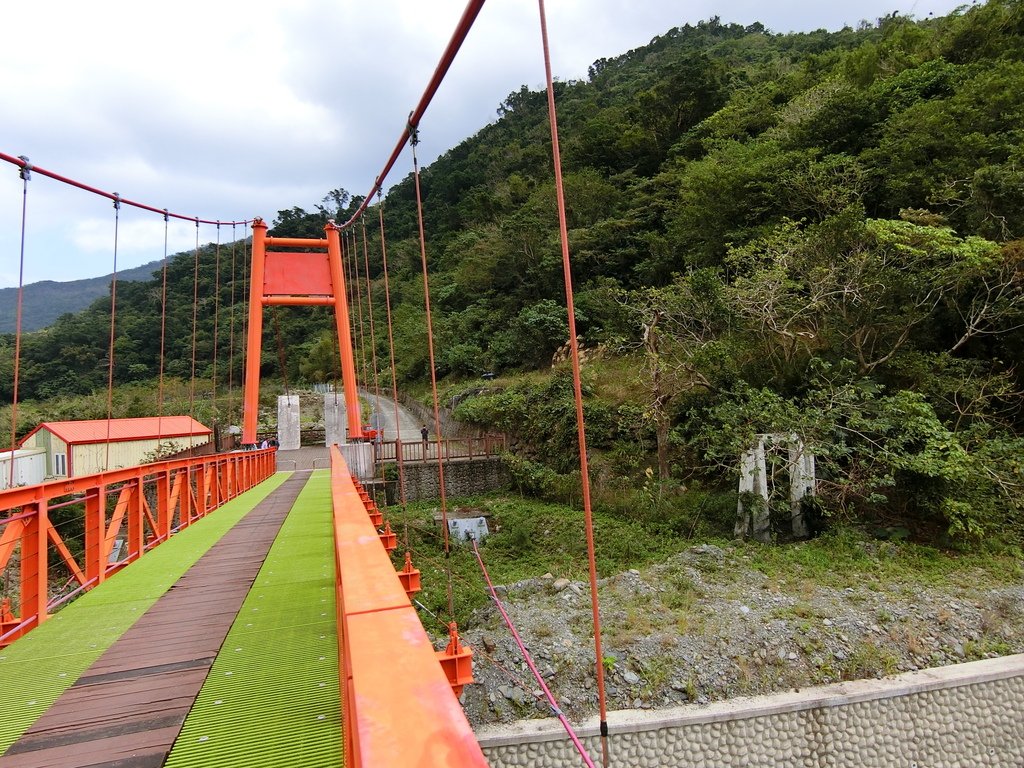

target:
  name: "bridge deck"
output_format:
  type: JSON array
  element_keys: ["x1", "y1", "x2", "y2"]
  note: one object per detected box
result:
[{"x1": 0, "y1": 470, "x2": 342, "y2": 768}]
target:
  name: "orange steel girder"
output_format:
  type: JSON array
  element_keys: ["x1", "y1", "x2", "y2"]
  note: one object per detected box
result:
[
  {"x1": 0, "y1": 449, "x2": 276, "y2": 646},
  {"x1": 242, "y1": 219, "x2": 362, "y2": 445}
]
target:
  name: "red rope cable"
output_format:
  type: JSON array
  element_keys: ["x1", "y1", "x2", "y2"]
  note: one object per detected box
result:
[
  {"x1": 471, "y1": 539, "x2": 597, "y2": 768},
  {"x1": 240, "y1": 225, "x2": 250, "y2": 426},
  {"x1": 104, "y1": 196, "x2": 121, "y2": 471},
  {"x1": 8, "y1": 162, "x2": 30, "y2": 486},
  {"x1": 0, "y1": 152, "x2": 249, "y2": 226},
  {"x1": 377, "y1": 198, "x2": 409, "y2": 514},
  {"x1": 410, "y1": 137, "x2": 454, "y2": 619},
  {"x1": 362, "y1": 219, "x2": 383, "y2": 441},
  {"x1": 228, "y1": 223, "x2": 238, "y2": 426},
  {"x1": 212, "y1": 225, "x2": 221, "y2": 410},
  {"x1": 537, "y1": 1, "x2": 610, "y2": 761},
  {"x1": 352, "y1": 224, "x2": 369, "y2": 389},
  {"x1": 338, "y1": 0, "x2": 486, "y2": 229},
  {"x1": 157, "y1": 212, "x2": 169, "y2": 447},
  {"x1": 189, "y1": 221, "x2": 200, "y2": 450}
]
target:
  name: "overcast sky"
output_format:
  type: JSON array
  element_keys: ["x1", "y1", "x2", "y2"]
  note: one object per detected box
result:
[{"x1": 0, "y1": 0, "x2": 969, "y2": 289}]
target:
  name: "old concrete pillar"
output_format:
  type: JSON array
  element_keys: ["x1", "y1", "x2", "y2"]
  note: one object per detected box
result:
[
  {"x1": 277, "y1": 395, "x2": 300, "y2": 451},
  {"x1": 736, "y1": 438, "x2": 770, "y2": 542},
  {"x1": 324, "y1": 393, "x2": 345, "y2": 446},
  {"x1": 339, "y1": 443, "x2": 374, "y2": 481},
  {"x1": 788, "y1": 439, "x2": 816, "y2": 538}
]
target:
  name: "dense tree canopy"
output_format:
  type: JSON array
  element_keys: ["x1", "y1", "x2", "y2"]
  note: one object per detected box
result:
[{"x1": 6, "y1": 1, "x2": 1024, "y2": 544}]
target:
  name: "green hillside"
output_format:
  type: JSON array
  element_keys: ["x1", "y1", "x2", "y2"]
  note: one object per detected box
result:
[{"x1": 3, "y1": 2, "x2": 1024, "y2": 545}]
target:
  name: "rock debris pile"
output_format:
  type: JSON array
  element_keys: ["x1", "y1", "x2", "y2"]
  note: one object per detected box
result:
[{"x1": 448, "y1": 543, "x2": 1024, "y2": 728}]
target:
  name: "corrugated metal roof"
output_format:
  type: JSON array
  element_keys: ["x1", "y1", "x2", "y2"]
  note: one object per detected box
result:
[{"x1": 29, "y1": 416, "x2": 212, "y2": 445}]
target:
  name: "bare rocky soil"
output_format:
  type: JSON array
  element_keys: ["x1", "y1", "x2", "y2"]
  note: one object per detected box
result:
[{"x1": 449, "y1": 543, "x2": 1024, "y2": 728}]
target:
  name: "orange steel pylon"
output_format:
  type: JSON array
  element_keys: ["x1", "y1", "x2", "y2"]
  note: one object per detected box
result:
[{"x1": 241, "y1": 219, "x2": 362, "y2": 445}]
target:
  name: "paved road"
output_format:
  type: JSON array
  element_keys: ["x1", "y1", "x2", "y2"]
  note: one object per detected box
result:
[{"x1": 359, "y1": 388, "x2": 424, "y2": 442}]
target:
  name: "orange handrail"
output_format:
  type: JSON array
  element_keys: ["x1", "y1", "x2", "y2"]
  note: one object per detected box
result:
[
  {"x1": 0, "y1": 448, "x2": 276, "y2": 646},
  {"x1": 330, "y1": 446, "x2": 487, "y2": 767}
]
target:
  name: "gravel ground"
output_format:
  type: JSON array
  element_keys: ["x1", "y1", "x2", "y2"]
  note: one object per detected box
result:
[{"x1": 445, "y1": 543, "x2": 1024, "y2": 728}]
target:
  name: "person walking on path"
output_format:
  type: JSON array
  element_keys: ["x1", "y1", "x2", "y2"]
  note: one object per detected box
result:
[{"x1": 420, "y1": 425, "x2": 429, "y2": 459}]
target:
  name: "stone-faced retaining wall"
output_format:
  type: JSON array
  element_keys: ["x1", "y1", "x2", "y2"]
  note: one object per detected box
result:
[
  {"x1": 389, "y1": 457, "x2": 509, "y2": 502},
  {"x1": 476, "y1": 654, "x2": 1024, "y2": 767}
]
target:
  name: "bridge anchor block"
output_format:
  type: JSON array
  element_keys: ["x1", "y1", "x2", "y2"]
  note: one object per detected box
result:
[{"x1": 437, "y1": 621, "x2": 474, "y2": 698}]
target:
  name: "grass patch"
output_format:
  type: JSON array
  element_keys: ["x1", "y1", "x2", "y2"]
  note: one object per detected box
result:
[
  {"x1": 383, "y1": 493, "x2": 1022, "y2": 636},
  {"x1": 742, "y1": 527, "x2": 1021, "y2": 591}
]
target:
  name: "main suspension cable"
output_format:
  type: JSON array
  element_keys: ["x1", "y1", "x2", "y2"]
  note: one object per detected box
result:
[
  {"x1": 338, "y1": 0, "x2": 486, "y2": 229},
  {"x1": 0, "y1": 152, "x2": 249, "y2": 227}
]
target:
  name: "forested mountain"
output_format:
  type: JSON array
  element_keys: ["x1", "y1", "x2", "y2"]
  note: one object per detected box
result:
[
  {"x1": 0, "y1": 259, "x2": 163, "y2": 333},
  {"x1": 4, "y1": 1, "x2": 1024, "y2": 543}
]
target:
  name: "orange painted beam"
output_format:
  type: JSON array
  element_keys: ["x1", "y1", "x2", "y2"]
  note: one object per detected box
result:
[
  {"x1": 242, "y1": 219, "x2": 269, "y2": 445},
  {"x1": 263, "y1": 296, "x2": 336, "y2": 306},
  {"x1": 327, "y1": 225, "x2": 363, "y2": 441},
  {"x1": 265, "y1": 236, "x2": 329, "y2": 248},
  {"x1": 0, "y1": 449, "x2": 276, "y2": 646},
  {"x1": 330, "y1": 447, "x2": 486, "y2": 766},
  {"x1": 347, "y1": 608, "x2": 486, "y2": 766}
]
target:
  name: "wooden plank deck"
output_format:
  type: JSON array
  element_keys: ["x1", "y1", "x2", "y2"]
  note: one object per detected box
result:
[{"x1": 0, "y1": 472, "x2": 311, "y2": 768}]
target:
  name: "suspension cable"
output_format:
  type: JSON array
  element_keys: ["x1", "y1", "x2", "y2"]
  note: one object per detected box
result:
[
  {"x1": 352, "y1": 225, "x2": 369, "y2": 390},
  {"x1": 361, "y1": 218, "x2": 383, "y2": 438},
  {"x1": 157, "y1": 210, "x2": 169, "y2": 447},
  {"x1": 538, "y1": 1, "x2": 610, "y2": 762},
  {"x1": 377, "y1": 193, "x2": 409, "y2": 539},
  {"x1": 0, "y1": 152, "x2": 249, "y2": 227},
  {"x1": 8, "y1": 158, "x2": 30, "y2": 488},
  {"x1": 338, "y1": 0, "x2": 486, "y2": 229},
  {"x1": 212, "y1": 224, "x2": 221, "y2": 412},
  {"x1": 344, "y1": 229, "x2": 363, "y2": 392},
  {"x1": 410, "y1": 128, "x2": 454, "y2": 619},
  {"x1": 104, "y1": 194, "x2": 122, "y2": 471},
  {"x1": 240, "y1": 222, "x2": 250, "y2": 427},
  {"x1": 472, "y1": 539, "x2": 596, "y2": 768},
  {"x1": 228, "y1": 223, "x2": 238, "y2": 427},
  {"x1": 189, "y1": 219, "x2": 200, "y2": 450}
]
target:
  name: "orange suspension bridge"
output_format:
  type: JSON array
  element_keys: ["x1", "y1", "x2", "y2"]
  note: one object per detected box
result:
[{"x1": 0, "y1": 1, "x2": 612, "y2": 765}]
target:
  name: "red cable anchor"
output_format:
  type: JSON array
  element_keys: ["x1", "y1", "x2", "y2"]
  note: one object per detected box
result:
[
  {"x1": 378, "y1": 520, "x2": 397, "y2": 552},
  {"x1": 366, "y1": 503, "x2": 383, "y2": 527},
  {"x1": 396, "y1": 551, "x2": 421, "y2": 597},
  {"x1": 436, "y1": 621, "x2": 474, "y2": 697},
  {"x1": 0, "y1": 598, "x2": 19, "y2": 635}
]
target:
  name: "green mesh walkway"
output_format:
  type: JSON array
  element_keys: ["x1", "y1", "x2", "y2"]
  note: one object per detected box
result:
[
  {"x1": 165, "y1": 469, "x2": 342, "y2": 768},
  {"x1": 0, "y1": 472, "x2": 291, "y2": 754}
]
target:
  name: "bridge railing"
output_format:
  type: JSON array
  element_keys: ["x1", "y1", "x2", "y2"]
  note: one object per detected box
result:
[
  {"x1": 330, "y1": 446, "x2": 487, "y2": 767},
  {"x1": 373, "y1": 434, "x2": 506, "y2": 463},
  {"x1": 0, "y1": 449, "x2": 276, "y2": 646}
]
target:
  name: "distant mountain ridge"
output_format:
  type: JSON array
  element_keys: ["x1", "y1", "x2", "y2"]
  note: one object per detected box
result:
[{"x1": 0, "y1": 260, "x2": 164, "y2": 333}]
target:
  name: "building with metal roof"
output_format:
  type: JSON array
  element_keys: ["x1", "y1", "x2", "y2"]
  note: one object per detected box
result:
[{"x1": 19, "y1": 417, "x2": 212, "y2": 478}]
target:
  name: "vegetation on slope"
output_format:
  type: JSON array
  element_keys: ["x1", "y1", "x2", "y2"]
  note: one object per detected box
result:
[{"x1": 4, "y1": 2, "x2": 1024, "y2": 546}]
